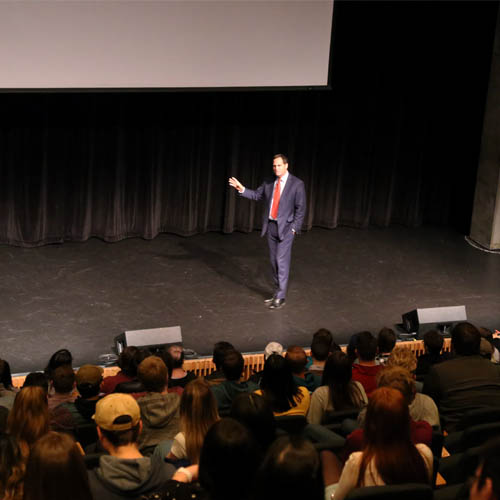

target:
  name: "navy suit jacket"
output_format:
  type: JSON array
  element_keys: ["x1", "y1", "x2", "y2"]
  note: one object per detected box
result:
[{"x1": 240, "y1": 174, "x2": 306, "y2": 240}]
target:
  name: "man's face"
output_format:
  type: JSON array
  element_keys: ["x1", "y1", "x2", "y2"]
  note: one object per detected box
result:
[{"x1": 273, "y1": 157, "x2": 288, "y2": 179}]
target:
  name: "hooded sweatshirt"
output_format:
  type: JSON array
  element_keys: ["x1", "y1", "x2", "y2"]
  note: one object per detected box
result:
[
  {"x1": 88, "y1": 454, "x2": 175, "y2": 500},
  {"x1": 210, "y1": 380, "x2": 259, "y2": 414},
  {"x1": 137, "y1": 392, "x2": 180, "y2": 449}
]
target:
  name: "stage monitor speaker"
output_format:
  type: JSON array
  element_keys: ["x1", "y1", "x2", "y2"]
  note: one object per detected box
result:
[
  {"x1": 114, "y1": 326, "x2": 182, "y2": 354},
  {"x1": 402, "y1": 305, "x2": 467, "y2": 334}
]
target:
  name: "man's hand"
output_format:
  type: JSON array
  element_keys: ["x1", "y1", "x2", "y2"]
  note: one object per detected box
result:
[{"x1": 228, "y1": 177, "x2": 244, "y2": 192}]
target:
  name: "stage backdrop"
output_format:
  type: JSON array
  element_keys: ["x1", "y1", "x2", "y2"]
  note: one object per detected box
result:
[{"x1": 0, "y1": 1, "x2": 497, "y2": 247}]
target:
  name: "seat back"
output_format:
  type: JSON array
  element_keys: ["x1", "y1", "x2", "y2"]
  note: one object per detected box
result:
[
  {"x1": 460, "y1": 421, "x2": 500, "y2": 450},
  {"x1": 455, "y1": 407, "x2": 500, "y2": 431},
  {"x1": 345, "y1": 483, "x2": 433, "y2": 500},
  {"x1": 275, "y1": 415, "x2": 308, "y2": 435}
]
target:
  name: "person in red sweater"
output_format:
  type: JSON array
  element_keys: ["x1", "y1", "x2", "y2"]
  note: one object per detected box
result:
[{"x1": 351, "y1": 331, "x2": 383, "y2": 396}]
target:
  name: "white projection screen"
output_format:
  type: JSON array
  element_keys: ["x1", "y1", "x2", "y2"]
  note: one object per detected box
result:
[{"x1": 0, "y1": 0, "x2": 334, "y2": 90}]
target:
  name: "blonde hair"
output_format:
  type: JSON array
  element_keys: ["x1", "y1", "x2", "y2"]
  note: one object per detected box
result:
[
  {"x1": 180, "y1": 379, "x2": 219, "y2": 464},
  {"x1": 386, "y1": 347, "x2": 417, "y2": 373},
  {"x1": 376, "y1": 366, "x2": 416, "y2": 405}
]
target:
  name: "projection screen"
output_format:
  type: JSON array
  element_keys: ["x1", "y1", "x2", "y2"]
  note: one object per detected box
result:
[{"x1": 0, "y1": 0, "x2": 334, "y2": 90}]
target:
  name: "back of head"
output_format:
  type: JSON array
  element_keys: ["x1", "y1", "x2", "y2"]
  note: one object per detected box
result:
[
  {"x1": 0, "y1": 359, "x2": 13, "y2": 389},
  {"x1": 452, "y1": 322, "x2": 481, "y2": 356},
  {"x1": 310, "y1": 337, "x2": 331, "y2": 361},
  {"x1": 0, "y1": 433, "x2": 25, "y2": 500},
  {"x1": 285, "y1": 346, "x2": 308, "y2": 375},
  {"x1": 199, "y1": 418, "x2": 259, "y2": 500},
  {"x1": 377, "y1": 328, "x2": 397, "y2": 354},
  {"x1": 75, "y1": 365, "x2": 103, "y2": 399},
  {"x1": 51, "y1": 364, "x2": 75, "y2": 394},
  {"x1": 322, "y1": 351, "x2": 358, "y2": 410},
  {"x1": 117, "y1": 346, "x2": 140, "y2": 377},
  {"x1": 256, "y1": 435, "x2": 323, "y2": 500},
  {"x1": 377, "y1": 366, "x2": 416, "y2": 406},
  {"x1": 356, "y1": 331, "x2": 377, "y2": 362},
  {"x1": 230, "y1": 392, "x2": 276, "y2": 453},
  {"x1": 221, "y1": 350, "x2": 244, "y2": 381},
  {"x1": 423, "y1": 329, "x2": 444, "y2": 356},
  {"x1": 313, "y1": 328, "x2": 333, "y2": 346},
  {"x1": 137, "y1": 356, "x2": 168, "y2": 392},
  {"x1": 386, "y1": 347, "x2": 417, "y2": 373},
  {"x1": 167, "y1": 345, "x2": 185, "y2": 369},
  {"x1": 213, "y1": 341, "x2": 235, "y2": 370},
  {"x1": 24, "y1": 432, "x2": 92, "y2": 500},
  {"x1": 261, "y1": 354, "x2": 299, "y2": 413},
  {"x1": 44, "y1": 349, "x2": 72, "y2": 377},
  {"x1": 23, "y1": 372, "x2": 49, "y2": 395}
]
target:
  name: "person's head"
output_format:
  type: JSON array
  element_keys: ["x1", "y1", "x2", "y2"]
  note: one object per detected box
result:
[
  {"x1": 221, "y1": 350, "x2": 244, "y2": 381},
  {"x1": 355, "y1": 331, "x2": 377, "y2": 362},
  {"x1": 23, "y1": 372, "x2": 49, "y2": 394},
  {"x1": 261, "y1": 354, "x2": 301, "y2": 413},
  {"x1": 470, "y1": 437, "x2": 500, "y2": 500},
  {"x1": 386, "y1": 347, "x2": 417, "y2": 374},
  {"x1": 377, "y1": 328, "x2": 397, "y2": 354},
  {"x1": 212, "y1": 341, "x2": 235, "y2": 370},
  {"x1": 167, "y1": 345, "x2": 185, "y2": 369},
  {"x1": 137, "y1": 356, "x2": 168, "y2": 393},
  {"x1": 256, "y1": 435, "x2": 323, "y2": 500},
  {"x1": 180, "y1": 379, "x2": 219, "y2": 464},
  {"x1": 480, "y1": 338, "x2": 494, "y2": 360},
  {"x1": 0, "y1": 433, "x2": 25, "y2": 500},
  {"x1": 423, "y1": 329, "x2": 444, "y2": 356},
  {"x1": 50, "y1": 364, "x2": 75, "y2": 395},
  {"x1": 377, "y1": 366, "x2": 416, "y2": 406},
  {"x1": 347, "y1": 333, "x2": 360, "y2": 364},
  {"x1": 44, "y1": 349, "x2": 72, "y2": 377},
  {"x1": 452, "y1": 322, "x2": 481, "y2": 356},
  {"x1": 199, "y1": 418, "x2": 260, "y2": 500},
  {"x1": 0, "y1": 359, "x2": 13, "y2": 389},
  {"x1": 94, "y1": 393, "x2": 142, "y2": 451},
  {"x1": 273, "y1": 154, "x2": 289, "y2": 179},
  {"x1": 264, "y1": 342, "x2": 284, "y2": 360},
  {"x1": 23, "y1": 432, "x2": 92, "y2": 500},
  {"x1": 117, "y1": 346, "x2": 140, "y2": 377},
  {"x1": 310, "y1": 337, "x2": 331, "y2": 362},
  {"x1": 230, "y1": 392, "x2": 276, "y2": 453},
  {"x1": 285, "y1": 346, "x2": 308, "y2": 375},
  {"x1": 75, "y1": 364, "x2": 103, "y2": 399},
  {"x1": 313, "y1": 328, "x2": 333, "y2": 345},
  {"x1": 157, "y1": 348, "x2": 174, "y2": 379},
  {"x1": 7, "y1": 386, "x2": 49, "y2": 454},
  {"x1": 478, "y1": 327, "x2": 494, "y2": 342}
]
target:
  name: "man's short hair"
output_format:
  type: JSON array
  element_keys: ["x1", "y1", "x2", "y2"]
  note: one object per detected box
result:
[
  {"x1": 423, "y1": 329, "x2": 444, "y2": 355},
  {"x1": 285, "y1": 346, "x2": 307, "y2": 375},
  {"x1": 311, "y1": 337, "x2": 330, "y2": 361},
  {"x1": 355, "y1": 331, "x2": 377, "y2": 362},
  {"x1": 222, "y1": 350, "x2": 244, "y2": 381},
  {"x1": 51, "y1": 364, "x2": 75, "y2": 394},
  {"x1": 452, "y1": 322, "x2": 481, "y2": 356},
  {"x1": 377, "y1": 328, "x2": 396, "y2": 354},
  {"x1": 212, "y1": 341, "x2": 235, "y2": 370},
  {"x1": 137, "y1": 356, "x2": 168, "y2": 393},
  {"x1": 273, "y1": 153, "x2": 288, "y2": 164},
  {"x1": 168, "y1": 345, "x2": 185, "y2": 369}
]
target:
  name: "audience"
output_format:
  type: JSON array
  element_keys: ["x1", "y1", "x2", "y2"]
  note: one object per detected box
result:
[
  {"x1": 376, "y1": 327, "x2": 397, "y2": 365},
  {"x1": 210, "y1": 350, "x2": 258, "y2": 414},
  {"x1": 23, "y1": 431, "x2": 92, "y2": 500},
  {"x1": 205, "y1": 341, "x2": 235, "y2": 383},
  {"x1": 415, "y1": 329, "x2": 451, "y2": 378},
  {"x1": 167, "y1": 345, "x2": 197, "y2": 389},
  {"x1": 308, "y1": 329, "x2": 335, "y2": 373},
  {"x1": 308, "y1": 351, "x2": 367, "y2": 425},
  {"x1": 286, "y1": 345, "x2": 321, "y2": 392},
  {"x1": 101, "y1": 346, "x2": 141, "y2": 394},
  {"x1": 136, "y1": 356, "x2": 181, "y2": 451},
  {"x1": 47, "y1": 364, "x2": 76, "y2": 411},
  {"x1": 423, "y1": 322, "x2": 500, "y2": 432},
  {"x1": 0, "y1": 433, "x2": 25, "y2": 500},
  {"x1": 88, "y1": 393, "x2": 176, "y2": 499},
  {"x1": 351, "y1": 331, "x2": 383, "y2": 396},
  {"x1": 255, "y1": 354, "x2": 310, "y2": 417},
  {"x1": 0, "y1": 359, "x2": 17, "y2": 410},
  {"x1": 479, "y1": 327, "x2": 500, "y2": 363}
]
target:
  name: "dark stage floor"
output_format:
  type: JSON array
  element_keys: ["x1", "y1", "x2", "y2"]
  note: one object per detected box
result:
[{"x1": 2, "y1": 226, "x2": 500, "y2": 375}]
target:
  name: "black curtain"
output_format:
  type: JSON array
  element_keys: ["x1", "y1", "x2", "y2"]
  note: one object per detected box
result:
[{"x1": 0, "y1": 1, "x2": 497, "y2": 247}]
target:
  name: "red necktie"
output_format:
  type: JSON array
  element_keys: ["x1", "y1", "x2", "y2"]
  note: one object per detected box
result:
[{"x1": 270, "y1": 179, "x2": 281, "y2": 219}]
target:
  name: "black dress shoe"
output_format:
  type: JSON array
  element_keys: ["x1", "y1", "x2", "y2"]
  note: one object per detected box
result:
[{"x1": 269, "y1": 298, "x2": 285, "y2": 309}]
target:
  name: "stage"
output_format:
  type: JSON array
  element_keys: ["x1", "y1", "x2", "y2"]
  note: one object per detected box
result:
[{"x1": 2, "y1": 225, "x2": 500, "y2": 375}]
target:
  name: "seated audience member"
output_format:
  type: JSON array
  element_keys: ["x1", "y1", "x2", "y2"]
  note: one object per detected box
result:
[
  {"x1": 167, "y1": 379, "x2": 219, "y2": 464},
  {"x1": 136, "y1": 356, "x2": 180, "y2": 450},
  {"x1": 44, "y1": 349, "x2": 73, "y2": 389},
  {"x1": 22, "y1": 372, "x2": 49, "y2": 394},
  {"x1": 205, "y1": 341, "x2": 234, "y2": 383},
  {"x1": 7, "y1": 386, "x2": 50, "y2": 459},
  {"x1": 23, "y1": 431, "x2": 92, "y2": 500},
  {"x1": 308, "y1": 351, "x2": 367, "y2": 425},
  {"x1": 0, "y1": 433, "x2": 25, "y2": 500},
  {"x1": 210, "y1": 350, "x2": 258, "y2": 414},
  {"x1": 255, "y1": 435, "x2": 323, "y2": 500},
  {"x1": 351, "y1": 331, "x2": 383, "y2": 396},
  {"x1": 348, "y1": 367, "x2": 433, "y2": 458},
  {"x1": 88, "y1": 393, "x2": 175, "y2": 500},
  {"x1": 423, "y1": 322, "x2": 500, "y2": 432},
  {"x1": 101, "y1": 346, "x2": 141, "y2": 394},
  {"x1": 255, "y1": 354, "x2": 310, "y2": 417},
  {"x1": 248, "y1": 341, "x2": 283, "y2": 385},
  {"x1": 415, "y1": 329, "x2": 452, "y2": 378},
  {"x1": 386, "y1": 346, "x2": 424, "y2": 392},
  {"x1": 470, "y1": 437, "x2": 500, "y2": 500},
  {"x1": 47, "y1": 364, "x2": 76, "y2": 411},
  {"x1": 376, "y1": 327, "x2": 397, "y2": 365},
  {"x1": 480, "y1": 337, "x2": 495, "y2": 360},
  {"x1": 167, "y1": 345, "x2": 197, "y2": 389},
  {"x1": 309, "y1": 329, "x2": 334, "y2": 373},
  {"x1": 51, "y1": 364, "x2": 103, "y2": 433},
  {"x1": 0, "y1": 359, "x2": 16, "y2": 410},
  {"x1": 346, "y1": 333, "x2": 360, "y2": 364},
  {"x1": 322, "y1": 387, "x2": 433, "y2": 500},
  {"x1": 230, "y1": 392, "x2": 277, "y2": 454},
  {"x1": 286, "y1": 345, "x2": 321, "y2": 392},
  {"x1": 479, "y1": 327, "x2": 500, "y2": 363},
  {"x1": 113, "y1": 348, "x2": 151, "y2": 396}
]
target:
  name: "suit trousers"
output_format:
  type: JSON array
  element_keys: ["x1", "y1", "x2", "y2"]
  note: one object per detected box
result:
[{"x1": 267, "y1": 220, "x2": 295, "y2": 300}]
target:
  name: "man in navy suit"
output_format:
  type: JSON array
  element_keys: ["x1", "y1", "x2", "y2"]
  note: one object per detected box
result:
[{"x1": 228, "y1": 154, "x2": 306, "y2": 309}]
